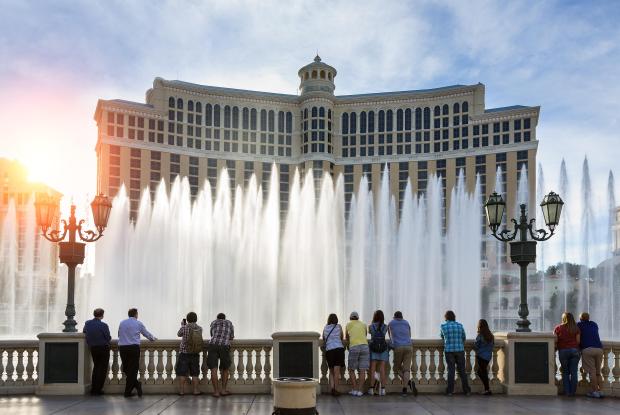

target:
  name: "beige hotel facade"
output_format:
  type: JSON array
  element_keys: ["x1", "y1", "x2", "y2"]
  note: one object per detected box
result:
[{"x1": 94, "y1": 56, "x2": 538, "y2": 260}]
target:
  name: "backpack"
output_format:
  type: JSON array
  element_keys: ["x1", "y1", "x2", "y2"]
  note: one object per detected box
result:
[
  {"x1": 369, "y1": 323, "x2": 388, "y2": 353},
  {"x1": 187, "y1": 324, "x2": 204, "y2": 354}
]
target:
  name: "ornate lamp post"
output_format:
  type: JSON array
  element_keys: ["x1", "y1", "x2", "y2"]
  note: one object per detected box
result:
[
  {"x1": 35, "y1": 193, "x2": 112, "y2": 332},
  {"x1": 485, "y1": 191, "x2": 564, "y2": 332}
]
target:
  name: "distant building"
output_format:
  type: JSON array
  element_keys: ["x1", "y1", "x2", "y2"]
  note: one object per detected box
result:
[{"x1": 0, "y1": 159, "x2": 61, "y2": 334}]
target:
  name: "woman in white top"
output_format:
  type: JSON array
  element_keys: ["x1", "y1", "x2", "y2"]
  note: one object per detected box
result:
[{"x1": 322, "y1": 313, "x2": 345, "y2": 396}]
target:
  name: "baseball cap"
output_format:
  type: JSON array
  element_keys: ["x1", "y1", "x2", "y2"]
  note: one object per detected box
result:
[{"x1": 349, "y1": 311, "x2": 359, "y2": 319}]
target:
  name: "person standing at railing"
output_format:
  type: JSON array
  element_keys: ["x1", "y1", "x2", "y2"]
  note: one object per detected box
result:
[
  {"x1": 554, "y1": 312, "x2": 581, "y2": 397},
  {"x1": 345, "y1": 311, "x2": 369, "y2": 397},
  {"x1": 388, "y1": 311, "x2": 418, "y2": 397},
  {"x1": 118, "y1": 308, "x2": 157, "y2": 398},
  {"x1": 440, "y1": 310, "x2": 471, "y2": 396},
  {"x1": 83, "y1": 308, "x2": 111, "y2": 396},
  {"x1": 368, "y1": 310, "x2": 389, "y2": 396},
  {"x1": 176, "y1": 312, "x2": 203, "y2": 396},
  {"x1": 473, "y1": 319, "x2": 494, "y2": 396},
  {"x1": 207, "y1": 313, "x2": 234, "y2": 398},
  {"x1": 577, "y1": 312, "x2": 604, "y2": 398},
  {"x1": 322, "y1": 313, "x2": 345, "y2": 396}
]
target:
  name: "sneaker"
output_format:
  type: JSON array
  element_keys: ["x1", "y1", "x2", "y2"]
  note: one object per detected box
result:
[
  {"x1": 355, "y1": 390, "x2": 363, "y2": 397},
  {"x1": 348, "y1": 390, "x2": 357, "y2": 396},
  {"x1": 482, "y1": 390, "x2": 492, "y2": 396},
  {"x1": 586, "y1": 391, "x2": 601, "y2": 399},
  {"x1": 367, "y1": 388, "x2": 374, "y2": 396},
  {"x1": 379, "y1": 388, "x2": 386, "y2": 396}
]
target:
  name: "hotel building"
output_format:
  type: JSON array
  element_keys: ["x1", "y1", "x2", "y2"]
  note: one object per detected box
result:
[{"x1": 94, "y1": 56, "x2": 539, "y2": 261}]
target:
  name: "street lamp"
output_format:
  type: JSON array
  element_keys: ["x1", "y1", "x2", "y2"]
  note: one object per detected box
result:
[
  {"x1": 485, "y1": 191, "x2": 564, "y2": 332},
  {"x1": 35, "y1": 193, "x2": 112, "y2": 332}
]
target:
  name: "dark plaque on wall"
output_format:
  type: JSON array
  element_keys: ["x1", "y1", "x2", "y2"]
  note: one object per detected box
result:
[
  {"x1": 514, "y1": 342, "x2": 548, "y2": 384},
  {"x1": 279, "y1": 342, "x2": 313, "y2": 378},
  {"x1": 44, "y1": 342, "x2": 79, "y2": 383}
]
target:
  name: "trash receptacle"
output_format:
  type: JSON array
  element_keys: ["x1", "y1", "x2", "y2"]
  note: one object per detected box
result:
[{"x1": 272, "y1": 377, "x2": 319, "y2": 415}]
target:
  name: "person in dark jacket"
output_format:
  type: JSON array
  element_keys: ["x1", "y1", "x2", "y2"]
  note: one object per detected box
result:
[
  {"x1": 473, "y1": 319, "x2": 494, "y2": 395},
  {"x1": 577, "y1": 312, "x2": 604, "y2": 398},
  {"x1": 83, "y1": 308, "x2": 112, "y2": 395}
]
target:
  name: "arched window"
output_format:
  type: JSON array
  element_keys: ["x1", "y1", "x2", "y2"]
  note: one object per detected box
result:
[
  {"x1": 396, "y1": 109, "x2": 403, "y2": 131},
  {"x1": 278, "y1": 111, "x2": 285, "y2": 133},
  {"x1": 250, "y1": 108, "x2": 257, "y2": 130},
  {"x1": 453, "y1": 102, "x2": 460, "y2": 113},
  {"x1": 350, "y1": 112, "x2": 357, "y2": 134},
  {"x1": 405, "y1": 109, "x2": 412, "y2": 130},
  {"x1": 205, "y1": 104, "x2": 212, "y2": 126},
  {"x1": 268, "y1": 110, "x2": 275, "y2": 132},
  {"x1": 242, "y1": 108, "x2": 249, "y2": 129},
  {"x1": 224, "y1": 105, "x2": 231, "y2": 128},
  {"x1": 260, "y1": 109, "x2": 267, "y2": 131},
  {"x1": 462, "y1": 101, "x2": 469, "y2": 112},
  {"x1": 378, "y1": 110, "x2": 385, "y2": 132},
  {"x1": 232, "y1": 107, "x2": 239, "y2": 128},
  {"x1": 360, "y1": 111, "x2": 367, "y2": 133},
  {"x1": 328, "y1": 73, "x2": 332, "y2": 81},
  {"x1": 286, "y1": 112, "x2": 292, "y2": 134},
  {"x1": 415, "y1": 108, "x2": 422, "y2": 130},
  {"x1": 434, "y1": 106, "x2": 440, "y2": 117},
  {"x1": 188, "y1": 100, "x2": 194, "y2": 112},
  {"x1": 168, "y1": 97, "x2": 175, "y2": 108},
  {"x1": 320, "y1": 70, "x2": 326, "y2": 79},
  {"x1": 177, "y1": 98, "x2": 183, "y2": 109},
  {"x1": 423, "y1": 107, "x2": 430, "y2": 129},
  {"x1": 319, "y1": 107, "x2": 325, "y2": 118},
  {"x1": 213, "y1": 104, "x2": 220, "y2": 127},
  {"x1": 195, "y1": 102, "x2": 202, "y2": 113},
  {"x1": 304, "y1": 108, "x2": 308, "y2": 119},
  {"x1": 368, "y1": 111, "x2": 375, "y2": 132},
  {"x1": 312, "y1": 70, "x2": 317, "y2": 79},
  {"x1": 305, "y1": 72, "x2": 309, "y2": 80},
  {"x1": 341, "y1": 113, "x2": 349, "y2": 134},
  {"x1": 443, "y1": 104, "x2": 449, "y2": 115},
  {"x1": 328, "y1": 109, "x2": 332, "y2": 119},
  {"x1": 386, "y1": 110, "x2": 393, "y2": 131},
  {"x1": 311, "y1": 107, "x2": 318, "y2": 117}
]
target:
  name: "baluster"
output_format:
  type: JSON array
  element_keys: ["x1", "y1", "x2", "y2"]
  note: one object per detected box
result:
[
  {"x1": 385, "y1": 355, "x2": 392, "y2": 385},
  {"x1": 255, "y1": 348, "x2": 263, "y2": 383},
  {"x1": 15, "y1": 348, "x2": 25, "y2": 384},
  {"x1": 1, "y1": 349, "x2": 6, "y2": 386},
  {"x1": 264, "y1": 346, "x2": 272, "y2": 385},
  {"x1": 437, "y1": 348, "x2": 446, "y2": 385},
  {"x1": 201, "y1": 348, "x2": 208, "y2": 385},
  {"x1": 464, "y1": 348, "x2": 472, "y2": 386},
  {"x1": 418, "y1": 348, "x2": 428, "y2": 384},
  {"x1": 428, "y1": 348, "x2": 437, "y2": 384},
  {"x1": 612, "y1": 346, "x2": 620, "y2": 386},
  {"x1": 490, "y1": 347, "x2": 500, "y2": 385},
  {"x1": 245, "y1": 348, "x2": 254, "y2": 384},
  {"x1": 320, "y1": 350, "x2": 328, "y2": 385},
  {"x1": 237, "y1": 349, "x2": 245, "y2": 383},
  {"x1": 25, "y1": 349, "x2": 35, "y2": 384},
  {"x1": 146, "y1": 348, "x2": 156, "y2": 384},
  {"x1": 6, "y1": 349, "x2": 15, "y2": 384},
  {"x1": 601, "y1": 347, "x2": 610, "y2": 389},
  {"x1": 111, "y1": 347, "x2": 120, "y2": 384},
  {"x1": 555, "y1": 354, "x2": 561, "y2": 386},
  {"x1": 411, "y1": 347, "x2": 419, "y2": 385},
  {"x1": 165, "y1": 349, "x2": 174, "y2": 384},
  {"x1": 138, "y1": 348, "x2": 147, "y2": 383}
]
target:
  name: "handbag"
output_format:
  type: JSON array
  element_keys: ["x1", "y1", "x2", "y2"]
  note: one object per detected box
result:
[{"x1": 321, "y1": 324, "x2": 337, "y2": 353}]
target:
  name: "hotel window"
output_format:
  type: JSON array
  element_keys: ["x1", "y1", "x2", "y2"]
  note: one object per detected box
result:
[
  {"x1": 453, "y1": 103, "x2": 460, "y2": 113},
  {"x1": 189, "y1": 156, "x2": 199, "y2": 198},
  {"x1": 280, "y1": 164, "x2": 289, "y2": 215},
  {"x1": 169, "y1": 97, "x2": 175, "y2": 107},
  {"x1": 207, "y1": 158, "x2": 218, "y2": 190},
  {"x1": 417, "y1": 161, "x2": 428, "y2": 195},
  {"x1": 398, "y1": 161, "x2": 409, "y2": 214},
  {"x1": 344, "y1": 164, "x2": 354, "y2": 215}
]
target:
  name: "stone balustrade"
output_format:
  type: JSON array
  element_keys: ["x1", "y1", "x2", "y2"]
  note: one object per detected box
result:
[{"x1": 2, "y1": 337, "x2": 620, "y2": 396}]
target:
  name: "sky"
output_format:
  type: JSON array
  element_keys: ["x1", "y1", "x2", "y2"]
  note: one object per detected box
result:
[{"x1": 0, "y1": 0, "x2": 619, "y2": 264}]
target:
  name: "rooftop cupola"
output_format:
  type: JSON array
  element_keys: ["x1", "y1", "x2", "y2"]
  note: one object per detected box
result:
[{"x1": 298, "y1": 55, "x2": 337, "y2": 96}]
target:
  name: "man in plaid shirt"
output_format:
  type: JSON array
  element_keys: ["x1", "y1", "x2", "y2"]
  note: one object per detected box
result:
[
  {"x1": 207, "y1": 313, "x2": 234, "y2": 397},
  {"x1": 440, "y1": 310, "x2": 470, "y2": 396}
]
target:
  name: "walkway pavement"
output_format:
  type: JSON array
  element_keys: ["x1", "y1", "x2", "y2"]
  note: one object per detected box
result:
[{"x1": 1, "y1": 393, "x2": 619, "y2": 415}]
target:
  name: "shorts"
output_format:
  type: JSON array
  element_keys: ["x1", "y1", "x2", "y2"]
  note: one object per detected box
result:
[
  {"x1": 175, "y1": 352, "x2": 200, "y2": 377},
  {"x1": 581, "y1": 347, "x2": 603, "y2": 378},
  {"x1": 348, "y1": 344, "x2": 370, "y2": 371},
  {"x1": 206, "y1": 344, "x2": 232, "y2": 371},
  {"x1": 325, "y1": 347, "x2": 345, "y2": 368},
  {"x1": 370, "y1": 349, "x2": 389, "y2": 362},
  {"x1": 392, "y1": 346, "x2": 413, "y2": 376}
]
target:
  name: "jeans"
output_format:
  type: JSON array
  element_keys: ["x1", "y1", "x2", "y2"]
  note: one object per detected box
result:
[
  {"x1": 119, "y1": 345, "x2": 141, "y2": 396},
  {"x1": 445, "y1": 351, "x2": 470, "y2": 394},
  {"x1": 89, "y1": 345, "x2": 110, "y2": 394},
  {"x1": 558, "y1": 348, "x2": 580, "y2": 396},
  {"x1": 476, "y1": 356, "x2": 490, "y2": 391}
]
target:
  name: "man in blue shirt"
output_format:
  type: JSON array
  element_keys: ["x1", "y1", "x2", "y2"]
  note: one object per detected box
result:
[
  {"x1": 577, "y1": 312, "x2": 604, "y2": 398},
  {"x1": 440, "y1": 310, "x2": 470, "y2": 396},
  {"x1": 83, "y1": 308, "x2": 111, "y2": 395},
  {"x1": 118, "y1": 308, "x2": 156, "y2": 397}
]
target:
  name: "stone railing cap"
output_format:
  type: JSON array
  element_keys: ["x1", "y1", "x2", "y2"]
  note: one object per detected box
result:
[
  {"x1": 272, "y1": 331, "x2": 320, "y2": 340},
  {"x1": 37, "y1": 333, "x2": 86, "y2": 339},
  {"x1": 494, "y1": 331, "x2": 556, "y2": 340}
]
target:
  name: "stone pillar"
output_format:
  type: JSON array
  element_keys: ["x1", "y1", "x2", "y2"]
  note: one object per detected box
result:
[
  {"x1": 495, "y1": 332, "x2": 557, "y2": 395},
  {"x1": 271, "y1": 332, "x2": 320, "y2": 394},
  {"x1": 36, "y1": 333, "x2": 91, "y2": 395}
]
